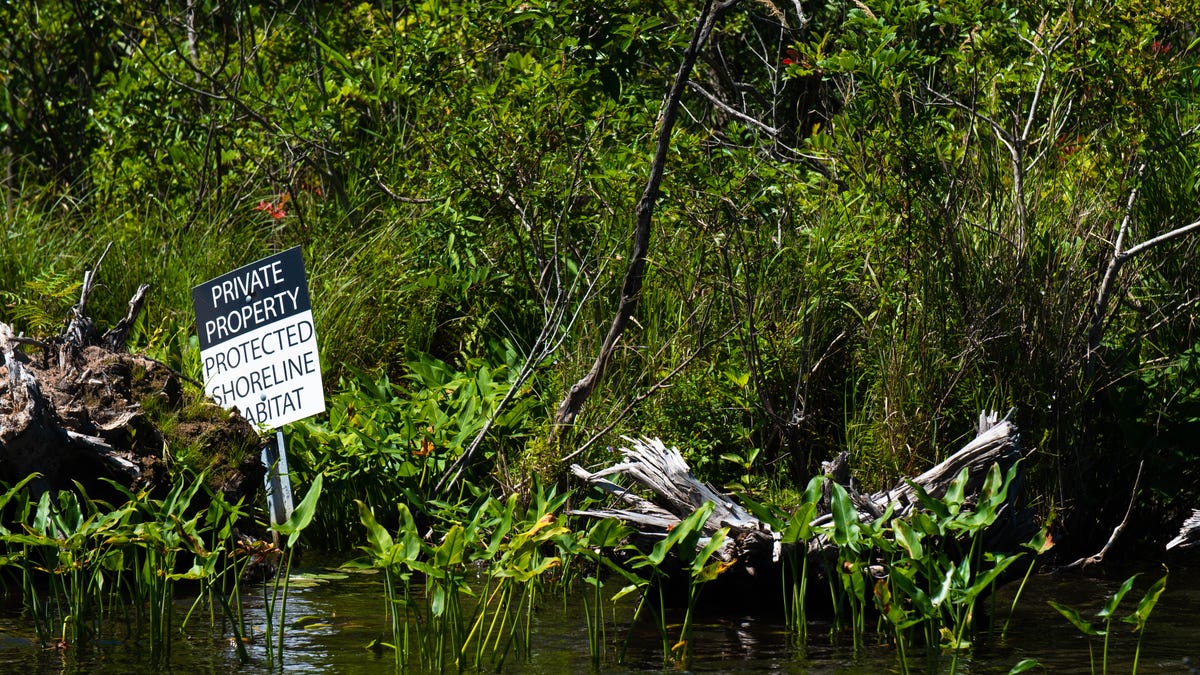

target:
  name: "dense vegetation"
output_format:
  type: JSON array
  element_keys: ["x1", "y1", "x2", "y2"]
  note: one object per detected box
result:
[{"x1": 3, "y1": 0, "x2": 1199, "y2": 554}]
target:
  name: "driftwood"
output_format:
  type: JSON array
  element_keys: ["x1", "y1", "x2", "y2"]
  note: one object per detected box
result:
[
  {"x1": 1167, "y1": 509, "x2": 1200, "y2": 551},
  {"x1": 570, "y1": 411, "x2": 1026, "y2": 578},
  {"x1": 570, "y1": 437, "x2": 778, "y2": 575},
  {"x1": 0, "y1": 249, "x2": 263, "y2": 502}
]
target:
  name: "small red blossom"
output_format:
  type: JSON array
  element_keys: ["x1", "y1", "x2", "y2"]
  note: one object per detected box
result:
[
  {"x1": 1151, "y1": 40, "x2": 1171, "y2": 55},
  {"x1": 782, "y1": 58, "x2": 794, "y2": 66},
  {"x1": 252, "y1": 193, "x2": 289, "y2": 220}
]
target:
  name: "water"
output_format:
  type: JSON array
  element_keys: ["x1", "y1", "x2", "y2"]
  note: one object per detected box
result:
[{"x1": 2, "y1": 559, "x2": 1197, "y2": 673}]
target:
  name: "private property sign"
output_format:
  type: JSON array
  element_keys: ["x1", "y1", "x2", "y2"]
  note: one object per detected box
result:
[{"x1": 192, "y1": 247, "x2": 325, "y2": 430}]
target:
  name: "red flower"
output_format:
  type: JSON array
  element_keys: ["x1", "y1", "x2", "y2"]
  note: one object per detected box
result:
[
  {"x1": 782, "y1": 58, "x2": 794, "y2": 66},
  {"x1": 252, "y1": 192, "x2": 290, "y2": 219},
  {"x1": 252, "y1": 198, "x2": 286, "y2": 219},
  {"x1": 1151, "y1": 40, "x2": 1171, "y2": 55}
]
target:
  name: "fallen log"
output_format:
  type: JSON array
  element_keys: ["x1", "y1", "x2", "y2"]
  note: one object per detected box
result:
[
  {"x1": 570, "y1": 436, "x2": 778, "y2": 575},
  {"x1": 570, "y1": 411, "x2": 1027, "y2": 583}
]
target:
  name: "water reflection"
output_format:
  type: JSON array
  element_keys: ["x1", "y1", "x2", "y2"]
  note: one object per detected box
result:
[{"x1": 1, "y1": 561, "x2": 1197, "y2": 673}]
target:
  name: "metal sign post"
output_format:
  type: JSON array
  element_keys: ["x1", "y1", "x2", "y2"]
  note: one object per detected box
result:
[{"x1": 262, "y1": 431, "x2": 296, "y2": 544}]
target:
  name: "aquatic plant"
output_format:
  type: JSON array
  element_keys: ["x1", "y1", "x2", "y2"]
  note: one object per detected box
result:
[
  {"x1": 871, "y1": 462, "x2": 1030, "y2": 672},
  {"x1": 738, "y1": 460, "x2": 1043, "y2": 673},
  {"x1": 737, "y1": 476, "x2": 824, "y2": 641},
  {"x1": 263, "y1": 473, "x2": 324, "y2": 668},
  {"x1": 1002, "y1": 522, "x2": 1055, "y2": 639},
  {"x1": 575, "y1": 518, "x2": 637, "y2": 665},
  {"x1": 602, "y1": 501, "x2": 731, "y2": 668},
  {"x1": 0, "y1": 471, "x2": 260, "y2": 663},
  {"x1": 350, "y1": 481, "x2": 574, "y2": 671},
  {"x1": 287, "y1": 352, "x2": 535, "y2": 550},
  {"x1": 1049, "y1": 572, "x2": 1168, "y2": 675}
]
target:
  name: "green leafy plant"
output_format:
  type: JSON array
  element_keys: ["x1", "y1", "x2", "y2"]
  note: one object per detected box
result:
[
  {"x1": 0, "y1": 471, "x2": 257, "y2": 663},
  {"x1": 349, "y1": 480, "x2": 574, "y2": 671},
  {"x1": 261, "y1": 473, "x2": 323, "y2": 668},
  {"x1": 1049, "y1": 573, "x2": 1168, "y2": 675}
]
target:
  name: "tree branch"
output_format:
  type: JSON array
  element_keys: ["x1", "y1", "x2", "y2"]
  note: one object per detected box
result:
[{"x1": 549, "y1": 0, "x2": 739, "y2": 442}]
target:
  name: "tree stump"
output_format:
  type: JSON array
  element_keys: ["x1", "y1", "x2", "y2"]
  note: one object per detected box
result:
[{"x1": 0, "y1": 248, "x2": 264, "y2": 504}]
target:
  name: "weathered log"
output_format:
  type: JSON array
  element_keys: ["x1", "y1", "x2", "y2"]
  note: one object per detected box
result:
[
  {"x1": 570, "y1": 437, "x2": 778, "y2": 569},
  {"x1": 1167, "y1": 509, "x2": 1200, "y2": 550},
  {"x1": 842, "y1": 410, "x2": 1022, "y2": 523},
  {"x1": 569, "y1": 411, "x2": 1026, "y2": 577}
]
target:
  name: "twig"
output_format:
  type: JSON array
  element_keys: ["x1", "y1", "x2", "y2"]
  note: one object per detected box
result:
[
  {"x1": 103, "y1": 283, "x2": 150, "y2": 352},
  {"x1": 371, "y1": 171, "x2": 436, "y2": 204},
  {"x1": 1056, "y1": 460, "x2": 1144, "y2": 572}
]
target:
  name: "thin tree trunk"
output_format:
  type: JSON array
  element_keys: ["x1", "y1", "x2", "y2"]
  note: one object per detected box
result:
[{"x1": 549, "y1": 0, "x2": 739, "y2": 444}]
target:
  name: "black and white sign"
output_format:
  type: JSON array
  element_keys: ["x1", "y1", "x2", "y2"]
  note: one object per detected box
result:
[{"x1": 192, "y1": 247, "x2": 325, "y2": 430}]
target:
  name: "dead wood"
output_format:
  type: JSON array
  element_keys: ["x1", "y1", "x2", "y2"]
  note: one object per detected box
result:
[
  {"x1": 1056, "y1": 460, "x2": 1144, "y2": 571},
  {"x1": 570, "y1": 437, "x2": 775, "y2": 566},
  {"x1": 550, "y1": 0, "x2": 739, "y2": 441},
  {"x1": 1166, "y1": 509, "x2": 1200, "y2": 551},
  {"x1": 569, "y1": 411, "x2": 1026, "y2": 578}
]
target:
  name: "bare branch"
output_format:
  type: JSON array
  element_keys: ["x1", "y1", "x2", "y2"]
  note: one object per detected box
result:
[
  {"x1": 371, "y1": 171, "x2": 436, "y2": 203},
  {"x1": 550, "y1": 0, "x2": 740, "y2": 441},
  {"x1": 1057, "y1": 460, "x2": 1143, "y2": 571},
  {"x1": 1119, "y1": 216, "x2": 1200, "y2": 262},
  {"x1": 689, "y1": 80, "x2": 780, "y2": 135}
]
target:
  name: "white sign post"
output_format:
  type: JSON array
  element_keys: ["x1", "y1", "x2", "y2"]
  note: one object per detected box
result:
[{"x1": 193, "y1": 246, "x2": 325, "y2": 533}]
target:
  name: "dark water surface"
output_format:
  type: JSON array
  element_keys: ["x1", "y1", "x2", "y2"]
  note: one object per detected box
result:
[{"x1": 1, "y1": 559, "x2": 1197, "y2": 673}]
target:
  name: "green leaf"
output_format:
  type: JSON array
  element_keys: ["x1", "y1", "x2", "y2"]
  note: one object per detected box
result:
[
  {"x1": 1048, "y1": 600, "x2": 1101, "y2": 636},
  {"x1": 434, "y1": 524, "x2": 465, "y2": 569},
  {"x1": 355, "y1": 499, "x2": 393, "y2": 561},
  {"x1": 1123, "y1": 574, "x2": 1167, "y2": 632},
  {"x1": 830, "y1": 482, "x2": 861, "y2": 550},
  {"x1": 893, "y1": 518, "x2": 924, "y2": 559},
  {"x1": 963, "y1": 552, "x2": 1022, "y2": 601},
  {"x1": 430, "y1": 585, "x2": 446, "y2": 617},
  {"x1": 612, "y1": 583, "x2": 642, "y2": 604},
  {"x1": 1098, "y1": 574, "x2": 1138, "y2": 619},
  {"x1": 891, "y1": 570, "x2": 934, "y2": 617},
  {"x1": 801, "y1": 475, "x2": 825, "y2": 506},
  {"x1": 646, "y1": 502, "x2": 714, "y2": 566},
  {"x1": 1008, "y1": 658, "x2": 1042, "y2": 674},
  {"x1": 931, "y1": 564, "x2": 954, "y2": 608},
  {"x1": 586, "y1": 518, "x2": 634, "y2": 549},
  {"x1": 0, "y1": 473, "x2": 39, "y2": 535},
  {"x1": 271, "y1": 473, "x2": 323, "y2": 548},
  {"x1": 905, "y1": 479, "x2": 951, "y2": 522},
  {"x1": 782, "y1": 502, "x2": 817, "y2": 544},
  {"x1": 944, "y1": 466, "x2": 970, "y2": 513},
  {"x1": 691, "y1": 528, "x2": 730, "y2": 578}
]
